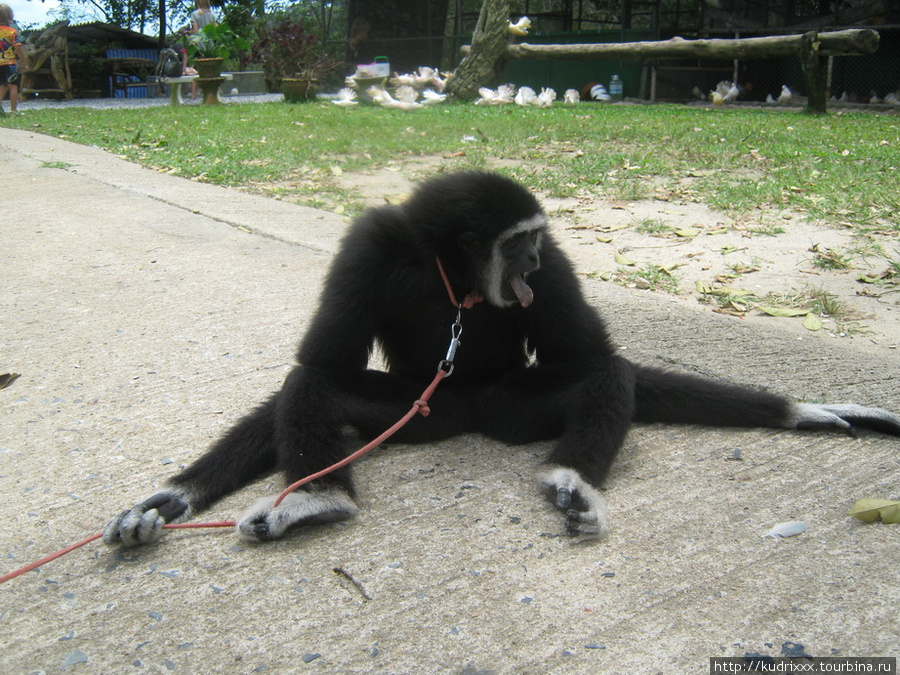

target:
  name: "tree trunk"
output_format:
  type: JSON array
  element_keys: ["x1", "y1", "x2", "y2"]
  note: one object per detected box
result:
[
  {"x1": 445, "y1": 0, "x2": 510, "y2": 101},
  {"x1": 800, "y1": 31, "x2": 828, "y2": 115}
]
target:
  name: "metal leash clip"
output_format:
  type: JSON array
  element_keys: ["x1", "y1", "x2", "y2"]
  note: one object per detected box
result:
[{"x1": 439, "y1": 308, "x2": 464, "y2": 375}]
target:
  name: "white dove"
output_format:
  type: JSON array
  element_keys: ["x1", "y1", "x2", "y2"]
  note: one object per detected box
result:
[
  {"x1": 475, "y1": 85, "x2": 515, "y2": 105},
  {"x1": 390, "y1": 85, "x2": 424, "y2": 110},
  {"x1": 563, "y1": 88, "x2": 580, "y2": 105},
  {"x1": 533, "y1": 87, "x2": 557, "y2": 108},
  {"x1": 508, "y1": 16, "x2": 531, "y2": 36},
  {"x1": 332, "y1": 88, "x2": 358, "y2": 107},
  {"x1": 495, "y1": 83, "x2": 516, "y2": 103},
  {"x1": 395, "y1": 85, "x2": 419, "y2": 103},
  {"x1": 777, "y1": 85, "x2": 792, "y2": 105},
  {"x1": 389, "y1": 73, "x2": 416, "y2": 88},
  {"x1": 431, "y1": 71, "x2": 450, "y2": 93},
  {"x1": 414, "y1": 67, "x2": 438, "y2": 88},
  {"x1": 711, "y1": 80, "x2": 735, "y2": 105},
  {"x1": 475, "y1": 87, "x2": 497, "y2": 105},
  {"x1": 421, "y1": 89, "x2": 447, "y2": 105},
  {"x1": 367, "y1": 85, "x2": 394, "y2": 106},
  {"x1": 723, "y1": 82, "x2": 740, "y2": 102},
  {"x1": 515, "y1": 86, "x2": 536, "y2": 106}
]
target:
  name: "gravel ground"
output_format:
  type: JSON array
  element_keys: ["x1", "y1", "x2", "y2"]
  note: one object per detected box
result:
[{"x1": 9, "y1": 92, "x2": 284, "y2": 112}]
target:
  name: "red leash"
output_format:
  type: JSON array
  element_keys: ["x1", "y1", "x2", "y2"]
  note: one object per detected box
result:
[
  {"x1": 273, "y1": 368, "x2": 446, "y2": 507},
  {"x1": 0, "y1": 522, "x2": 236, "y2": 584},
  {"x1": 272, "y1": 256, "x2": 478, "y2": 505},
  {"x1": 435, "y1": 256, "x2": 483, "y2": 309},
  {"x1": 1, "y1": 258, "x2": 478, "y2": 584}
]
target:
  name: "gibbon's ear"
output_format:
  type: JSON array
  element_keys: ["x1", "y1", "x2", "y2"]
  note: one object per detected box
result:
[{"x1": 458, "y1": 232, "x2": 480, "y2": 251}]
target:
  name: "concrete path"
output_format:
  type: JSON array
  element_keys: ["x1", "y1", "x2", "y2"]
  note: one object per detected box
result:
[{"x1": 1, "y1": 127, "x2": 898, "y2": 674}]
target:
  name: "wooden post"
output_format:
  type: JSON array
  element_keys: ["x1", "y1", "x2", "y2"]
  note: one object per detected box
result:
[{"x1": 800, "y1": 31, "x2": 828, "y2": 115}]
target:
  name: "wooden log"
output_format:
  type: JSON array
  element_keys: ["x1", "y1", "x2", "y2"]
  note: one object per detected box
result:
[{"x1": 462, "y1": 29, "x2": 879, "y2": 61}]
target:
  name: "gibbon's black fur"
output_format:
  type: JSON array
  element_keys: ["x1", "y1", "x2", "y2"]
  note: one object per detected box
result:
[{"x1": 105, "y1": 171, "x2": 900, "y2": 546}]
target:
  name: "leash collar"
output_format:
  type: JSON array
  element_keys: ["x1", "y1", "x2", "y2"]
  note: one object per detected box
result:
[{"x1": 435, "y1": 256, "x2": 483, "y2": 309}]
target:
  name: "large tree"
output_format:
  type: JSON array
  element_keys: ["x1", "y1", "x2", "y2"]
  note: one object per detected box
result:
[
  {"x1": 53, "y1": 0, "x2": 264, "y2": 44},
  {"x1": 444, "y1": 0, "x2": 509, "y2": 100}
]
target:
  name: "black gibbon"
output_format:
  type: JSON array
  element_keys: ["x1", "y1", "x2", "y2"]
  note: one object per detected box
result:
[{"x1": 105, "y1": 171, "x2": 900, "y2": 546}]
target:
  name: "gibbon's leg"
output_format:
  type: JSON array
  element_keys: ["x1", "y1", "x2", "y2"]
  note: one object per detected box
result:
[
  {"x1": 633, "y1": 364, "x2": 790, "y2": 427},
  {"x1": 633, "y1": 364, "x2": 900, "y2": 436},
  {"x1": 104, "y1": 397, "x2": 279, "y2": 547},
  {"x1": 477, "y1": 356, "x2": 636, "y2": 540},
  {"x1": 237, "y1": 365, "x2": 473, "y2": 542}
]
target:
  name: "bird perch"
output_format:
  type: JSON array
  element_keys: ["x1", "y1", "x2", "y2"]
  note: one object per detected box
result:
[
  {"x1": 464, "y1": 29, "x2": 879, "y2": 61},
  {"x1": 459, "y1": 29, "x2": 879, "y2": 113}
]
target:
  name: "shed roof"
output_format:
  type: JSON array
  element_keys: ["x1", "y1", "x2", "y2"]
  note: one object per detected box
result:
[{"x1": 65, "y1": 21, "x2": 158, "y2": 49}]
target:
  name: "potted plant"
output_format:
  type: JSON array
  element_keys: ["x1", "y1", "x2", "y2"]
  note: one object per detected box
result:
[
  {"x1": 188, "y1": 22, "x2": 248, "y2": 79},
  {"x1": 251, "y1": 12, "x2": 343, "y2": 101},
  {"x1": 280, "y1": 54, "x2": 343, "y2": 102}
]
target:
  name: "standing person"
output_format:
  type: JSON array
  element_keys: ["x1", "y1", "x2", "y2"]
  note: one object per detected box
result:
[
  {"x1": 188, "y1": 0, "x2": 217, "y2": 100},
  {"x1": 0, "y1": 3, "x2": 27, "y2": 114},
  {"x1": 191, "y1": 0, "x2": 217, "y2": 33}
]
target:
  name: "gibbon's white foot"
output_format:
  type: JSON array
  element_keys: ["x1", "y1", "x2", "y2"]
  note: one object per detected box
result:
[
  {"x1": 791, "y1": 403, "x2": 900, "y2": 436},
  {"x1": 103, "y1": 489, "x2": 193, "y2": 547},
  {"x1": 539, "y1": 466, "x2": 609, "y2": 540},
  {"x1": 237, "y1": 489, "x2": 359, "y2": 542}
]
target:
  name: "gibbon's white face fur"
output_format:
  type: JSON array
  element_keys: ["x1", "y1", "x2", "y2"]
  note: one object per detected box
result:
[{"x1": 483, "y1": 214, "x2": 547, "y2": 308}]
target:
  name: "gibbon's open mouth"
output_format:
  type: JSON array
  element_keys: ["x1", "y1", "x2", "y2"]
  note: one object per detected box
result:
[{"x1": 508, "y1": 273, "x2": 534, "y2": 308}]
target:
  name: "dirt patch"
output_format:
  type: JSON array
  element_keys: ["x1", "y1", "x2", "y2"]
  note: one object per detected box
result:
[
  {"x1": 333, "y1": 156, "x2": 445, "y2": 208},
  {"x1": 330, "y1": 161, "x2": 900, "y2": 352},
  {"x1": 547, "y1": 195, "x2": 900, "y2": 348}
]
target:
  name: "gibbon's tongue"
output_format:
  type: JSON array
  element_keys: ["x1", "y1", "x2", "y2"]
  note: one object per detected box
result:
[{"x1": 508, "y1": 274, "x2": 534, "y2": 308}]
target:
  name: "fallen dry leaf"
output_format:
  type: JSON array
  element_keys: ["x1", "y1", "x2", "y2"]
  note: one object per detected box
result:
[
  {"x1": 803, "y1": 313, "x2": 823, "y2": 331},
  {"x1": 847, "y1": 498, "x2": 900, "y2": 524},
  {"x1": 0, "y1": 373, "x2": 20, "y2": 390}
]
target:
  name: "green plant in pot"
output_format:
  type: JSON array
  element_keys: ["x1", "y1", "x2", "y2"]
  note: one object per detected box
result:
[
  {"x1": 188, "y1": 22, "x2": 248, "y2": 78},
  {"x1": 250, "y1": 11, "x2": 343, "y2": 101},
  {"x1": 280, "y1": 54, "x2": 343, "y2": 102}
]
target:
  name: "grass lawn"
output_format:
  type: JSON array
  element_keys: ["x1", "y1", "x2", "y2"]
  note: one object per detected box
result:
[
  {"x1": 4, "y1": 101, "x2": 898, "y2": 229},
  {"x1": 4, "y1": 100, "x2": 899, "y2": 338}
]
